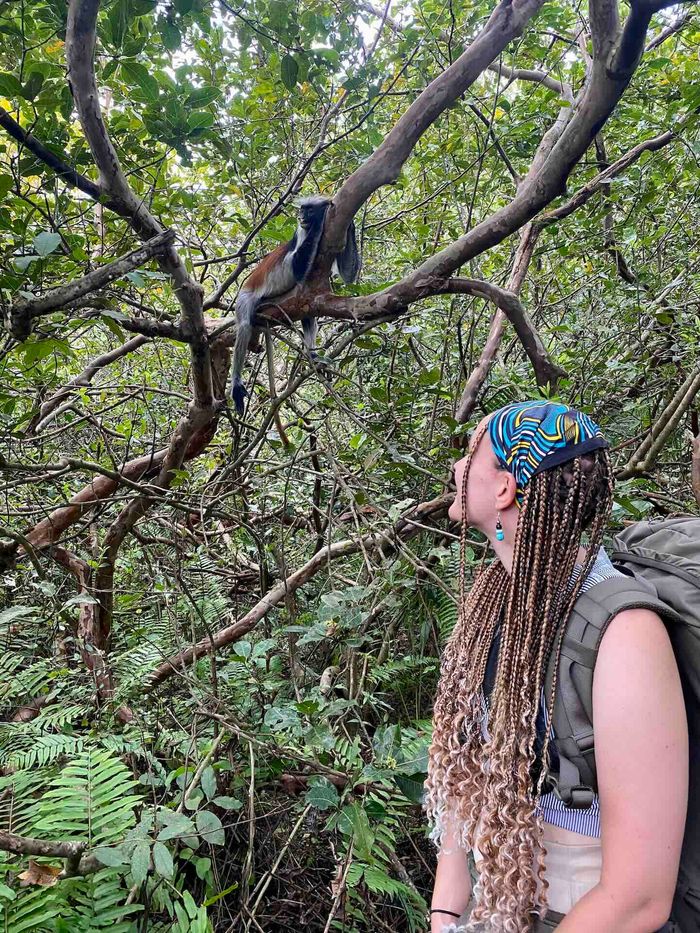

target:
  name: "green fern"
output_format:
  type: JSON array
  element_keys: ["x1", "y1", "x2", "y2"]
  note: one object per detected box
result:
[
  {"x1": 34, "y1": 749, "x2": 142, "y2": 845},
  {"x1": 2, "y1": 750, "x2": 143, "y2": 931}
]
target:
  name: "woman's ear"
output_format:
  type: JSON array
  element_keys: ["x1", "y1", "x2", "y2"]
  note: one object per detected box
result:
[{"x1": 495, "y1": 470, "x2": 518, "y2": 510}]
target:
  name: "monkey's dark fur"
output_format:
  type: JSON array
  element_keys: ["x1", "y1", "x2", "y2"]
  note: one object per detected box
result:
[{"x1": 229, "y1": 196, "x2": 360, "y2": 415}]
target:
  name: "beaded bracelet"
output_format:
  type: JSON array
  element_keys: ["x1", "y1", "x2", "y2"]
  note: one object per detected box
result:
[{"x1": 430, "y1": 908, "x2": 461, "y2": 918}]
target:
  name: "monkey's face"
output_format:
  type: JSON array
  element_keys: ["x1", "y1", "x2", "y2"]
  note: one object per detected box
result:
[{"x1": 299, "y1": 198, "x2": 330, "y2": 231}]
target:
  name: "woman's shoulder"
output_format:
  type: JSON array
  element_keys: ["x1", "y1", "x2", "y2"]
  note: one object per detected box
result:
[{"x1": 596, "y1": 605, "x2": 677, "y2": 693}]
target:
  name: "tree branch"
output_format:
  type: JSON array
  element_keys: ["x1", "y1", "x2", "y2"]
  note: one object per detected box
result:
[
  {"x1": 487, "y1": 61, "x2": 573, "y2": 100},
  {"x1": 0, "y1": 107, "x2": 118, "y2": 209},
  {"x1": 618, "y1": 365, "x2": 700, "y2": 479},
  {"x1": 9, "y1": 231, "x2": 175, "y2": 340},
  {"x1": 66, "y1": 0, "x2": 213, "y2": 405},
  {"x1": 534, "y1": 129, "x2": 676, "y2": 229},
  {"x1": 145, "y1": 493, "x2": 451, "y2": 688},
  {"x1": 443, "y1": 277, "x2": 566, "y2": 389},
  {"x1": 456, "y1": 222, "x2": 540, "y2": 423},
  {"x1": 326, "y1": 0, "x2": 547, "y2": 253},
  {"x1": 645, "y1": 10, "x2": 690, "y2": 51}
]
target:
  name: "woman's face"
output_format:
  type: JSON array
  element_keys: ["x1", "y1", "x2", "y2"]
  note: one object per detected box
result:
[{"x1": 448, "y1": 414, "x2": 517, "y2": 530}]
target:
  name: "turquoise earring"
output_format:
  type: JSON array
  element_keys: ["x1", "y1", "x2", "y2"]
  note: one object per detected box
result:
[{"x1": 495, "y1": 511, "x2": 504, "y2": 541}]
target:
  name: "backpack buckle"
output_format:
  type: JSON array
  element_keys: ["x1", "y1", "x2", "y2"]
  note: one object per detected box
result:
[{"x1": 560, "y1": 785, "x2": 596, "y2": 809}]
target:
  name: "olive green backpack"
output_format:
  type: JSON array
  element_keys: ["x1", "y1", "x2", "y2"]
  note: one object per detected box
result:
[{"x1": 543, "y1": 516, "x2": 700, "y2": 931}]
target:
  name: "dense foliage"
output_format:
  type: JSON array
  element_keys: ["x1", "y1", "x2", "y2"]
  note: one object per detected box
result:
[{"x1": 0, "y1": 0, "x2": 698, "y2": 930}]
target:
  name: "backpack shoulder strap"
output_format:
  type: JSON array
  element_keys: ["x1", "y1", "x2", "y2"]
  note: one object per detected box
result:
[{"x1": 543, "y1": 576, "x2": 683, "y2": 808}]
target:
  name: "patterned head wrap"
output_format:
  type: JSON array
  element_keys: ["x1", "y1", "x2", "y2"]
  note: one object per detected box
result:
[{"x1": 487, "y1": 400, "x2": 610, "y2": 508}]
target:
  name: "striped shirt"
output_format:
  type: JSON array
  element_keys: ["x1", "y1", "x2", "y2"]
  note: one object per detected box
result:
[{"x1": 481, "y1": 545, "x2": 626, "y2": 837}]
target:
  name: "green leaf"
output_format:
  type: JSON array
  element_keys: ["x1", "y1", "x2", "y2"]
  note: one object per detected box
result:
[
  {"x1": 212, "y1": 796, "x2": 242, "y2": 810},
  {"x1": 131, "y1": 839, "x2": 151, "y2": 884},
  {"x1": 182, "y1": 890, "x2": 199, "y2": 919},
  {"x1": 185, "y1": 86, "x2": 221, "y2": 108},
  {"x1": 0, "y1": 72, "x2": 23, "y2": 97},
  {"x1": 158, "y1": 18, "x2": 182, "y2": 51},
  {"x1": 13, "y1": 255, "x2": 38, "y2": 271},
  {"x1": 0, "y1": 882, "x2": 16, "y2": 901},
  {"x1": 94, "y1": 845, "x2": 128, "y2": 867},
  {"x1": 200, "y1": 766, "x2": 217, "y2": 800},
  {"x1": 394, "y1": 772, "x2": 426, "y2": 805},
  {"x1": 22, "y1": 72, "x2": 44, "y2": 102},
  {"x1": 280, "y1": 55, "x2": 299, "y2": 91},
  {"x1": 157, "y1": 810, "x2": 196, "y2": 841},
  {"x1": 125, "y1": 270, "x2": 144, "y2": 287},
  {"x1": 107, "y1": 0, "x2": 130, "y2": 47},
  {"x1": 33, "y1": 231, "x2": 62, "y2": 257},
  {"x1": 195, "y1": 809, "x2": 225, "y2": 845},
  {"x1": 187, "y1": 111, "x2": 214, "y2": 133},
  {"x1": 0, "y1": 176, "x2": 14, "y2": 200},
  {"x1": 193, "y1": 856, "x2": 211, "y2": 880},
  {"x1": 152, "y1": 841, "x2": 174, "y2": 878},
  {"x1": 120, "y1": 62, "x2": 159, "y2": 102},
  {"x1": 0, "y1": 605, "x2": 37, "y2": 624},
  {"x1": 304, "y1": 778, "x2": 339, "y2": 811}
]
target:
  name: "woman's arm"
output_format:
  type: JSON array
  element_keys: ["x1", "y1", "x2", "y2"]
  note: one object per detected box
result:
[
  {"x1": 557, "y1": 607, "x2": 688, "y2": 932},
  {"x1": 431, "y1": 811, "x2": 472, "y2": 933}
]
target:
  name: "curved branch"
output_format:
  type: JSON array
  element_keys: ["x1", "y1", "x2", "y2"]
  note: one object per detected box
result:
[
  {"x1": 487, "y1": 61, "x2": 573, "y2": 101},
  {"x1": 326, "y1": 0, "x2": 547, "y2": 252},
  {"x1": 145, "y1": 493, "x2": 451, "y2": 689},
  {"x1": 66, "y1": 0, "x2": 213, "y2": 404},
  {"x1": 443, "y1": 277, "x2": 566, "y2": 389}
]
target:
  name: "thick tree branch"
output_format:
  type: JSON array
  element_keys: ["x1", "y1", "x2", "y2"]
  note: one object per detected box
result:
[
  {"x1": 66, "y1": 0, "x2": 213, "y2": 405},
  {"x1": 0, "y1": 830, "x2": 85, "y2": 865},
  {"x1": 326, "y1": 0, "x2": 547, "y2": 253},
  {"x1": 443, "y1": 277, "x2": 566, "y2": 390},
  {"x1": 0, "y1": 107, "x2": 118, "y2": 208},
  {"x1": 0, "y1": 830, "x2": 103, "y2": 879},
  {"x1": 618, "y1": 365, "x2": 700, "y2": 479},
  {"x1": 145, "y1": 493, "x2": 451, "y2": 688},
  {"x1": 9, "y1": 231, "x2": 175, "y2": 340}
]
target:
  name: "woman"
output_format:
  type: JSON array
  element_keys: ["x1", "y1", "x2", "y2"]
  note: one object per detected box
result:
[{"x1": 425, "y1": 400, "x2": 688, "y2": 933}]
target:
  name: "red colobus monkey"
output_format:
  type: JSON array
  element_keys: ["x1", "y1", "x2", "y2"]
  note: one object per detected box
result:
[{"x1": 229, "y1": 195, "x2": 360, "y2": 414}]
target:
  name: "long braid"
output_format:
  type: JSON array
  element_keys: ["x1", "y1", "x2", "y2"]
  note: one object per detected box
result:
[{"x1": 424, "y1": 436, "x2": 615, "y2": 932}]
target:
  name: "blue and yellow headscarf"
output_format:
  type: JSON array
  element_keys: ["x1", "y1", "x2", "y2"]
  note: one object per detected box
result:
[{"x1": 487, "y1": 400, "x2": 609, "y2": 508}]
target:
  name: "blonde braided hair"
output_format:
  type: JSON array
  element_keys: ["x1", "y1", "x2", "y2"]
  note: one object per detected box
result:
[{"x1": 424, "y1": 414, "x2": 615, "y2": 932}]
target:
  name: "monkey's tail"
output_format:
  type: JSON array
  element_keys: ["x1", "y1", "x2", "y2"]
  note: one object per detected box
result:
[
  {"x1": 333, "y1": 220, "x2": 361, "y2": 284},
  {"x1": 230, "y1": 290, "x2": 257, "y2": 415}
]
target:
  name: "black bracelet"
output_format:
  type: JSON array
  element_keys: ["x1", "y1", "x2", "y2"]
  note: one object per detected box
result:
[{"x1": 430, "y1": 908, "x2": 461, "y2": 918}]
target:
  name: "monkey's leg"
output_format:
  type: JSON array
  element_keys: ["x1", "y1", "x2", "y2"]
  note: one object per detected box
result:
[
  {"x1": 301, "y1": 315, "x2": 335, "y2": 381},
  {"x1": 301, "y1": 315, "x2": 319, "y2": 361}
]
